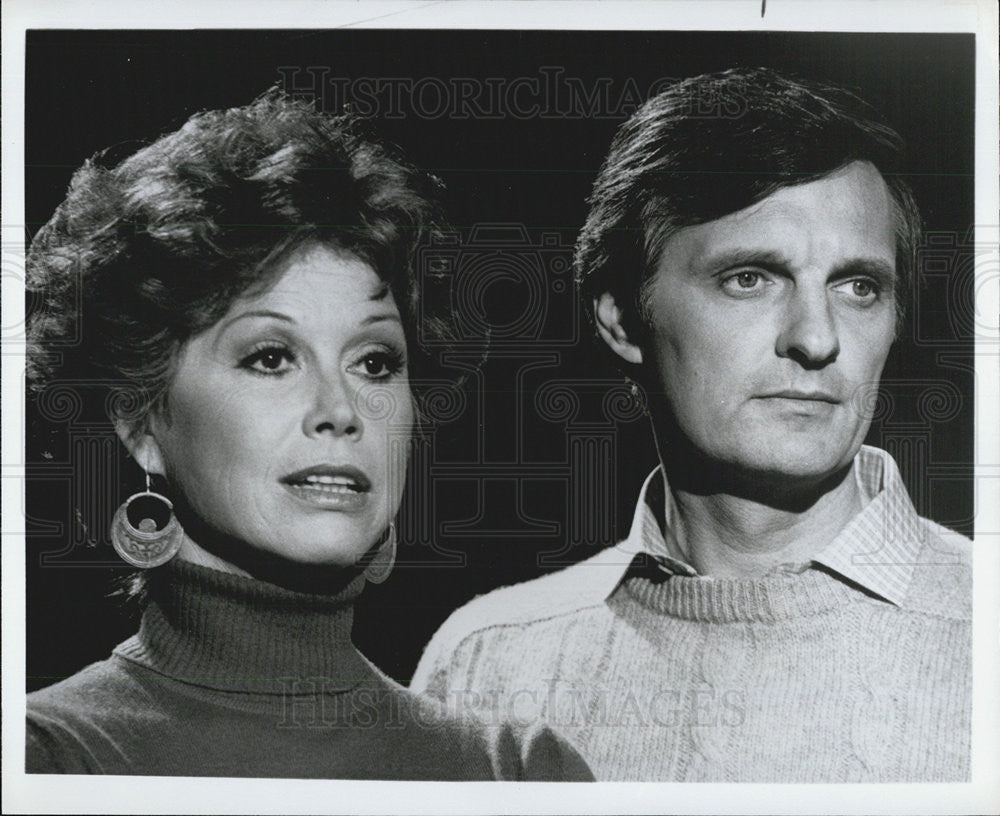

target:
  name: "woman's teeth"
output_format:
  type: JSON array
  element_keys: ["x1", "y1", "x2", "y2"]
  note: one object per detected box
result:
[{"x1": 302, "y1": 475, "x2": 360, "y2": 492}]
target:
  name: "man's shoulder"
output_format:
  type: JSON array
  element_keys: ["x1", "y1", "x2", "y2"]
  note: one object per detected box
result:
[
  {"x1": 902, "y1": 516, "x2": 973, "y2": 620},
  {"x1": 433, "y1": 547, "x2": 627, "y2": 642},
  {"x1": 412, "y1": 546, "x2": 630, "y2": 690},
  {"x1": 917, "y1": 517, "x2": 973, "y2": 558}
]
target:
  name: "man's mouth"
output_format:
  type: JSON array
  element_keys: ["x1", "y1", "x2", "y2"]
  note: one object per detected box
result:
[{"x1": 759, "y1": 389, "x2": 840, "y2": 404}]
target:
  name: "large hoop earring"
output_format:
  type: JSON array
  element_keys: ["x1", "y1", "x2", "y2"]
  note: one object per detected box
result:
[
  {"x1": 362, "y1": 523, "x2": 396, "y2": 585},
  {"x1": 110, "y1": 472, "x2": 183, "y2": 569}
]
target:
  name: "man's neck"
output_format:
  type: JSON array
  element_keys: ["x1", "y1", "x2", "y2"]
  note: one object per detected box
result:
[{"x1": 666, "y1": 452, "x2": 863, "y2": 577}]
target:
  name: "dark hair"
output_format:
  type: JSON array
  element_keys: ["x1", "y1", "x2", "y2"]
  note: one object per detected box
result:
[
  {"x1": 27, "y1": 89, "x2": 457, "y2": 429},
  {"x1": 574, "y1": 67, "x2": 921, "y2": 340}
]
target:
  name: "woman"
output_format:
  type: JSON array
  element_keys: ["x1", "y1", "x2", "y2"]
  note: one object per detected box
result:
[{"x1": 25, "y1": 92, "x2": 590, "y2": 780}]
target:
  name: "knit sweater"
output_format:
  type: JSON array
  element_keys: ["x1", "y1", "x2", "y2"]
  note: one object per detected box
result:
[
  {"x1": 412, "y1": 449, "x2": 972, "y2": 782},
  {"x1": 26, "y1": 560, "x2": 591, "y2": 780}
]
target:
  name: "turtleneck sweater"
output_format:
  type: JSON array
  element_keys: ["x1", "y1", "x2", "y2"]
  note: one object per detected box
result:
[{"x1": 26, "y1": 560, "x2": 591, "y2": 780}]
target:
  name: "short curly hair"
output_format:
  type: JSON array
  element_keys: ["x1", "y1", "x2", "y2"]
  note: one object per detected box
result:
[
  {"x1": 575, "y1": 67, "x2": 921, "y2": 343},
  {"x1": 27, "y1": 90, "x2": 456, "y2": 429}
]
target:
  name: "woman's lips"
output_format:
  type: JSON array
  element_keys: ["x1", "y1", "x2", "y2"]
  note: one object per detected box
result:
[{"x1": 281, "y1": 465, "x2": 371, "y2": 511}]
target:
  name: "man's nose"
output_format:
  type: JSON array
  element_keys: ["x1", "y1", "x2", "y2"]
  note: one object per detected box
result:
[
  {"x1": 302, "y1": 370, "x2": 362, "y2": 439},
  {"x1": 775, "y1": 287, "x2": 840, "y2": 368}
]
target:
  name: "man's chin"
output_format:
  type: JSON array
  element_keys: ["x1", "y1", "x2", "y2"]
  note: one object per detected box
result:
[
  {"x1": 719, "y1": 442, "x2": 859, "y2": 503},
  {"x1": 658, "y1": 419, "x2": 863, "y2": 499}
]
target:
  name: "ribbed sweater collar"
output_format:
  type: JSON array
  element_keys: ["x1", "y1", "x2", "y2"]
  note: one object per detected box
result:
[
  {"x1": 622, "y1": 568, "x2": 863, "y2": 624},
  {"x1": 114, "y1": 559, "x2": 371, "y2": 694}
]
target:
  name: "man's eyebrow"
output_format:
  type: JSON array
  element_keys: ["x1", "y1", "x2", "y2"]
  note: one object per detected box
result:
[
  {"x1": 831, "y1": 259, "x2": 897, "y2": 286},
  {"x1": 698, "y1": 250, "x2": 896, "y2": 285},
  {"x1": 697, "y1": 249, "x2": 791, "y2": 272}
]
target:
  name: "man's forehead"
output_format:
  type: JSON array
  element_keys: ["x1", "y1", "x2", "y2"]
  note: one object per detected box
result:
[
  {"x1": 734, "y1": 161, "x2": 893, "y2": 220},
  {"x1": 657, "y1": 161, "x2": 897, "y2": 272}
]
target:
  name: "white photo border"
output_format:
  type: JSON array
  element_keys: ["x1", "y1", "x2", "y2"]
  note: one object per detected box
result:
[{"x1": 3, "y1": 2, "x2": 998, "y2": 814}]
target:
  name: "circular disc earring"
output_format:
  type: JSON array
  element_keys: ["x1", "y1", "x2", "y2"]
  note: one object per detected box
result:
[
  {"x1": 362, "y1": 523, "x2": 397, "y2": 585},
  {"x1": 110, "y1": 472, "x2": 183, "y2": 568}
]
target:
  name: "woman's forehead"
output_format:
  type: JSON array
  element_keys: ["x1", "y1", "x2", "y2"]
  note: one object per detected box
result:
[{"x1": 240, "y1": 242, "x2": 392, "y2": 312}]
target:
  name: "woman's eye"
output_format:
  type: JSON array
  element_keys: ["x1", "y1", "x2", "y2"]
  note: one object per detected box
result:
[
  {"x1": 240, "y1": 346, "x2": 295, "y2": 375},
  {"x1": 352, "y1": 351, "x2": 403, "y2": 379}
]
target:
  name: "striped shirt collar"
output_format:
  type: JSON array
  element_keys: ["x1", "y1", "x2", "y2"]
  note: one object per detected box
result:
[{"x1": 593, "y1": 445, "x2": 923, "y2": 606}]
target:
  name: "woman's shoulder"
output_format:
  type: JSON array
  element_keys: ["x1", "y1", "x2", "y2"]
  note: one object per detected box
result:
[
  {"x1": 28, "y1": 657, "x2": 136, "y2": 716},
  {"x1": 25, "y1": 648, "x2": 592, "y2": 780},
  {"x1": 26, "y1": 656, "x2": 139, "y2": 773}
]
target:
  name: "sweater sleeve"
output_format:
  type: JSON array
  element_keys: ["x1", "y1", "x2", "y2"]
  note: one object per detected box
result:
[
  {"x1": 25, "y1": 714, "x2": 94, "y2": 774},
  {"x1": 499, "y1": 722, "x2": 594, "y2": 782},
  {"x1": 409, "y1": 621, "x2": 459, "y2": 701},
  {"x1": 411, "y1": 603, "x2": 494, "y2": 705}
]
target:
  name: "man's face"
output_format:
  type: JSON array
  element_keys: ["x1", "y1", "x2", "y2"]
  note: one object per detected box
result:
[{"x1": 641, "y1": 161, "x2": 898, "y2": 487}]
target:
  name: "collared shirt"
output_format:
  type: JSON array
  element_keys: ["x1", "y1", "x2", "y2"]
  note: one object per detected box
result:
[
  {"x1": 412, "y1": 442, "x2": 971, "y2": 782},
  {"x1": 590, "y1": 445, "x2": 931, "y2": 606}
]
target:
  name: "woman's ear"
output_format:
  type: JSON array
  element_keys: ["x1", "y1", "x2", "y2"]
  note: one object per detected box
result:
[
  {"x1": 593, "y1": 292, "x2": 644, "y2": 365},
  {"x1": 114, "y1": 416, "x2": 167, "y2": 477}
]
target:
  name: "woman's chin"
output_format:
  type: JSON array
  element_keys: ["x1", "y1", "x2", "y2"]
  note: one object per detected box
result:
[{"x1": 176, "y1": 532, "x2": 370, "y2": 581}]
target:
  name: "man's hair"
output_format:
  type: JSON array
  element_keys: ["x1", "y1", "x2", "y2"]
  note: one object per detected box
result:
[
  {"x1": 574, "y1": 66, "x2": 921, "y2": 338},
  {"x1": 27, "y1": 89, "x2": 455, "y2": 429}
]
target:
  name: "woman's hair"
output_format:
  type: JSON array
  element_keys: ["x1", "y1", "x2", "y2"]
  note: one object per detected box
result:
[{"x1": 27, "y1": 89, "x2": 458, "y2": 429}]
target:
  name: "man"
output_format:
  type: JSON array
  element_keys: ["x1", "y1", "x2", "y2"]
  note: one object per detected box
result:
[{"x1": 411, "y1": 68, "x2": 971, "y2": 782}]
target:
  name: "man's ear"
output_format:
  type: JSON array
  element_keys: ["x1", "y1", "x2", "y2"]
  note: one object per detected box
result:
[
  {"x1": 593, "y1": 292, "x2": 644, "y2": 365},
  {"x1": 114, "y1": 416, "x2": 167, "y2": 478}
]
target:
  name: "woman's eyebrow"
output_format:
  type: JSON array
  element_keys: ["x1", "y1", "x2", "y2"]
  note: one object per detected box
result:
[
  {"x1": 221, "y1": 309, "x2": 295, "y2": 329},
  {"x1": 361, "y1": 312, "x2": 402, "y2": 326}
]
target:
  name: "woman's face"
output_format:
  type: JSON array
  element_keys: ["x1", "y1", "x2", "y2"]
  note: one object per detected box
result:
[{"x1": 139, "y1": 242, "x2": 414, "y2": 569}]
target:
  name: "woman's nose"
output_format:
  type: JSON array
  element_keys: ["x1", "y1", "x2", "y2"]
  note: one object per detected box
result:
[
  {"x1": 302, "y1": 370, "x2": 361, "y2": 439},
  {"x1": 775, "y1": 287, "x2": 840, "y2": 368}
]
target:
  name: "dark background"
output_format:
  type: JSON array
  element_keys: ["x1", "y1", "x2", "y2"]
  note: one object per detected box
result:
[{"x1": 25, "y1": 30, "x2": 976, "y2": 689}]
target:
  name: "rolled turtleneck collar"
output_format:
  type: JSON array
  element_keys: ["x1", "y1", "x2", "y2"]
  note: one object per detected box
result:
[{"x1": 114, "y1": 559, "x2": 372, "y2": 694}]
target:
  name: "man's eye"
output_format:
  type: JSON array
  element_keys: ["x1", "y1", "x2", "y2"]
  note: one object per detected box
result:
[
  {"x1": 835, "y1": 278, "x2": 881, "y2": 304},
  {"x1": 851, "y1": 280, "x2": 876, "y2": 297},
  {"x1": 240, "y1": 346, "x2": 295, "y2": 375},
  {"x1": 721, "y1": 270, "x2": 768, "y2": 295}
]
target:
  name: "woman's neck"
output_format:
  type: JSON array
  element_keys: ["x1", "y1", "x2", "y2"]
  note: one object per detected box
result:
[
  {"x1": 173, "y1": 527, "x2": 366, "y2": 596},
  {"x1": 177, "y1": 535, "x2": 253, "y2": 577}
]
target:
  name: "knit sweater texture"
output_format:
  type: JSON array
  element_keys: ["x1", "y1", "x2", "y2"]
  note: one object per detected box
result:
[
  {"x1": 412, "y1": 450, "x2": 972, "y2": 782},
  {"x1": 26, "y1": 560, "x2": 591, "y2": 780}
]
